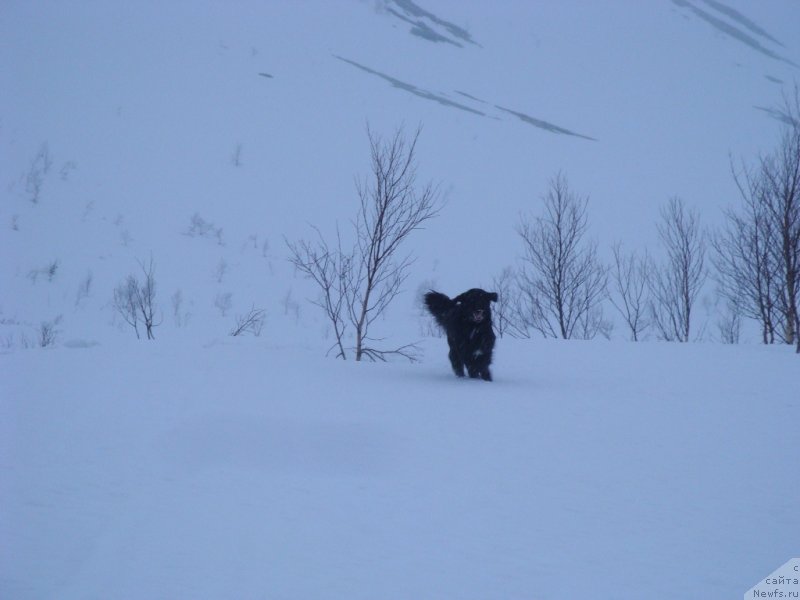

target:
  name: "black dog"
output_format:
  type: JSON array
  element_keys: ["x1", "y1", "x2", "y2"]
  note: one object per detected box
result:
[{"x1": 424, "y1": 288, "x2": 498, "y2": 381}]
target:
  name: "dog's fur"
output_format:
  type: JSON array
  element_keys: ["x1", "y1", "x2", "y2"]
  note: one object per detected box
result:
[{"x1": 424, "y1": 288, "x2": 498, "y2": 381}]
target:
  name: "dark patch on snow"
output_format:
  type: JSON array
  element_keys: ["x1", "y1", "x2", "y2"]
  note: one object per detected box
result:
[
  {"x1": 385, "y1": 0, "x2": 480, "y2": 48},
  {"x1": 764, "y1": 75, "x2": 784, "y2": 85},
  {"x1": 335, "y1": 56, "x2": 594, "y2": 140},
  {"x1": 495, "y1": 105, "x2": 597, "y2": 141},
  {"x1": 386, "y1": 8, "x2": 461, "y2": 47},
  {"x1": 455, "y1": 90, "x2": 489, "y2": 104},
  {"x1": 698, "y1": 0, "x2": 784, "y2": 48},
  {"x1": 333, "y1": 55, "x2": 487, "y2": 117},
  {"x1": 258, "y1": 72, "x2": 274, "y2": 79},
  {"x1": 671, "y1": 0, "x2": 798, "y2": 68}
]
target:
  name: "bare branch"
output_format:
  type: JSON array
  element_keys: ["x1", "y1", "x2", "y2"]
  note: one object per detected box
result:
[
  {"x1": 113, "y1": 275, "x2": 141, "y2": 339},
  {"x1": 229, "y1": 306, "x2": 266, "y2": 337},
  {"x1": 286, "y1": 227, "x2": 350, "y2": 359},
  {"x1": 135, "y1": 258, "x2": 160, "y2": 340},
  {"x1": 358, "y1": 342, "x2": 421, "y2": 363},
  {"x1": 491, "y1": 267, "x2": 517, "y2": 338}
]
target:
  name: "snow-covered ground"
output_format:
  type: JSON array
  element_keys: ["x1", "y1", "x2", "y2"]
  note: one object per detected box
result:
[
  {"x1": 2, "y1": 338, "x2": 797, "y2": 598},
  {"x1": 2, "y1": 1, "x2": 800, "y2": 598}
]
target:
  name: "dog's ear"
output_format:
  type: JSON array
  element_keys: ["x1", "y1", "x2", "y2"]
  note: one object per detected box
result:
[{"x1": 489, "y1": 292, "x2": 498, "y2": 302}]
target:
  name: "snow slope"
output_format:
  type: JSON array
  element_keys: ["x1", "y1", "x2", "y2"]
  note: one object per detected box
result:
[
  {"x1": 2, "y1": 1, "x2": 800, "y2": 345},
  {"x1": 2, "y1": 338, "x2": 797, "y2": 598}
]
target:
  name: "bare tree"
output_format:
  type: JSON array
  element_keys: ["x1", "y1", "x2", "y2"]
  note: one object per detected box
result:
[
  {"x1": 288, "y1": 125, "x2": 441, "y2": 361},
  {"x1": 715, "y1": 87, "x2": 800, "y2": 351},
  {"x1": 609, "y1": 242, "x2": 650, "y2": 341},
  {"x1": 349, "y1": 125, "x2": 441, "y2": 361},
  {"x1": 763, "y1": 87, "x2": 800, "y2": 352},
  {"x1": 516, "y1": 172, "x2": 608, "y2": 339},
  {"x1": 648, "y1": 197, "x2": 706, "y2": 342},
  {"x1": 713, "y1": 165, "x2": 781, "y2": 344},
  {"x1": 112, "y1": 258, "x2": 160, "y2": 340}
]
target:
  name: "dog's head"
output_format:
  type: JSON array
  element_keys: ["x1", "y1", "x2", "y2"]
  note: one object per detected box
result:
[{"x1": 454, "y1": 288, "x2": 498, "y2": 324}]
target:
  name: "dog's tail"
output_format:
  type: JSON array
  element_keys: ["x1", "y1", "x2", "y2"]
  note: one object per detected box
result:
[{"x1": 424, "y1": 291, "x2": 453, "y2": 329}]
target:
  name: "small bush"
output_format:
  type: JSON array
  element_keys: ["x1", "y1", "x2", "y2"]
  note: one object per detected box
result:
[{"x1": 229, "y1": 307, "x2": 265, "y2": 337}]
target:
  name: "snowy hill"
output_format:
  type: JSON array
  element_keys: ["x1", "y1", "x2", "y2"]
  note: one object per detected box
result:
[
  {"x1": 3, "y1": 1, "x2": 800, "y2": 345},
  {"x1": 2, "y1": 1, "x2": 800, "y2": 598}
]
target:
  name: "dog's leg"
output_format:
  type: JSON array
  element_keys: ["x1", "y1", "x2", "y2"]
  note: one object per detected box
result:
[
  {"x1": 481, "y1": 367, "x2": 492, "y2": 382},
  {"x1": 448, "y1": 348, "x2": 465, "y2": 377}
]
